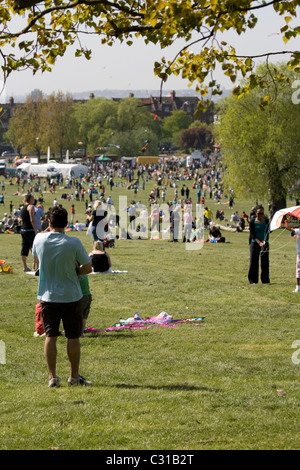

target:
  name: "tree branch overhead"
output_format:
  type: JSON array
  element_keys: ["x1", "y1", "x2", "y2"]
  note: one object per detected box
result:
[{"x1": 1, "y1": 0, "x2": 300, "y2": 104}]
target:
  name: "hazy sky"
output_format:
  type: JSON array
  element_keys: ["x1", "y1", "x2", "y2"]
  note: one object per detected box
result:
[{"x1": 3, "y1": 6, "x2": 299, "y2": 100}]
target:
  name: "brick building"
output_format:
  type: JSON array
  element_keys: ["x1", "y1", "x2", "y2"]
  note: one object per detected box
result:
[{"x1": 112, "y1": 90, "x2": 214, "y2": 124}]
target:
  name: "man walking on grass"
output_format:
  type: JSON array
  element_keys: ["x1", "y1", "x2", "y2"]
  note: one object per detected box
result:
[{"x1": 32, "y1": 205, "x2": 92, "y2": 387}]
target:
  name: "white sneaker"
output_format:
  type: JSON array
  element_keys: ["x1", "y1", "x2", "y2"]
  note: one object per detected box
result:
[
  {"x1": 48, "y1": 377, "x2": 60, "y2": 388},
  {"x1": 68, "y1": 375, "x2": 92, "y2": 386},
  {"x1": 293, "y1": 288, "x2": 300, "y2": 293}
]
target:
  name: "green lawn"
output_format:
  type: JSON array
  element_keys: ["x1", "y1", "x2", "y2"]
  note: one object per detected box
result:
[{"x1": 0, "y1": 173, "x2": 299, "y2": 450}]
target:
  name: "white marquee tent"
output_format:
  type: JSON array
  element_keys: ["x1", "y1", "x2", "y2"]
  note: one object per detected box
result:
[{"x1": 17, "y1": 161, "x2": 88, "y2": 178}]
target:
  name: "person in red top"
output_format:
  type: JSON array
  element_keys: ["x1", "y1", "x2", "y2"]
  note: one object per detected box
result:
[
  {"x1": 70, "y1": 204, "x2": 75, "y2": 224},
  {"x1": 241, "y1": 211, "x2": 249, "y2": 224}
]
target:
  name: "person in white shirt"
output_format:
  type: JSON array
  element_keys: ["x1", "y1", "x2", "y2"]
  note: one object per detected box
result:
[
  {"x1": 183, "y1": 205, "x2": 193, "y2": 243},
  {"x1": 284, "y1": 217, "x2": 300, "y2": 292},
  {"x1": 74, "y1": 221, "x2": 86, "y2": 231}
]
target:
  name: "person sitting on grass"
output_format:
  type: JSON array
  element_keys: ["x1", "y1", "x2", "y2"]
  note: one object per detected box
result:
[
  {"x1": 208, "y1": 224, "x2": 225, "y2": 243},
  {"x1": 89, "y1": 240, "x2": 112, "y2": 273}
]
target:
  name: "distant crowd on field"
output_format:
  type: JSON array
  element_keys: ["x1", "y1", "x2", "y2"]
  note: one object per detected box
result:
[
  {"x1": 0, "y1": 153, "x2": 280, "y2": 242},
  {"x1": 0, "y1": 152, "x2": 226, "y2": 234}
]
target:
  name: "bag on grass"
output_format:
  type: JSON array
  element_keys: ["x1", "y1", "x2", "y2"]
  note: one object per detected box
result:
[{"x1": 35, "y1": 303, "x2": 44, "y2": 335}]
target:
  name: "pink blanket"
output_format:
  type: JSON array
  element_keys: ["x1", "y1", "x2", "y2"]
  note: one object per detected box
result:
[{"x1": 85, "y1": 313, "x2": 204, "y2": 333}]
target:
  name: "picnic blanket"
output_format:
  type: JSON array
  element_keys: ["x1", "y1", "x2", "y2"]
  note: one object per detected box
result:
[{"x1": 85, "y1": 311, "x2": 205, "y2": 333}]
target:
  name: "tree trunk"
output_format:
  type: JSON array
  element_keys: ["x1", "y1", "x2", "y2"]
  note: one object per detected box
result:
[
  {"x1": 270, "y1": 194, "x2": 286, "y2": 212},
  {"x1": 267, "y1": 159, "x2": 287, "y2": 211}
]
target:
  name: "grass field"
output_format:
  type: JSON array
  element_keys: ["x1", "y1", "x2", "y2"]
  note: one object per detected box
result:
[{"x1": 0, "y1": 172, "x2": 299, "y2": 450}]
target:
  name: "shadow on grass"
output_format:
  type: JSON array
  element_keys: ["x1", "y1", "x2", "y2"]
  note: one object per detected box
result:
[
  {"x1": 113, "y1": 383, "x2": 220, "y2": 392},
  {"x1": 84, "y1": 332, "x2": 140, "y2": 339}
]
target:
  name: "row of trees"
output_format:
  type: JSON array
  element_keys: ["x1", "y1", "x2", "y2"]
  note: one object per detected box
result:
[
  {"x1": 6, "y1": 92, "x2": 213, "y2": 158},
  {"x1": 6, "y1": 91, "x2": 76, "y2": 159}
]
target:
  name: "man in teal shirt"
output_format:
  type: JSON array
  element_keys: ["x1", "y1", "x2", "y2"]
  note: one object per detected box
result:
[{"x1": 33, "y1": 206, "x2": 92, "y2": 387}]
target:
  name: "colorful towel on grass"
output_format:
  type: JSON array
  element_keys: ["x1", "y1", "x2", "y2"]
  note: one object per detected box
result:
[
  {"x1": 84, "y1": 311, "x2": 205, "y2": 333},
  {"x1": 89, "y1": 270, "x2": 128, "y2": 274}
]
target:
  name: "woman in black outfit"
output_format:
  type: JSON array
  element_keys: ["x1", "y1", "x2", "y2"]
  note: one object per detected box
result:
[
  {"x1": 89, "y1": 200, "x2": 108, "y2": 243},
  {"x1": 248, "y1": 205, "x2": 270, "y2": 284},
  {"x1": 89, "y1": 240, "x2": 112, "y2": 273}
]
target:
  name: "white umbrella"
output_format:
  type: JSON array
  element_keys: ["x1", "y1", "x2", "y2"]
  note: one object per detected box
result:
[{"x1": 270, "y1": 205, "x2": 300, "y2": 231}]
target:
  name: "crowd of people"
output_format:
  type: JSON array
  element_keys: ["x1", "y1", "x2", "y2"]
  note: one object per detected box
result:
[
  {"x1": 1, "y1": 154, "x2": 298, "y2": 258},
  {"x1": 0, "y1": 154, "x2": 297, "y2": 255}
]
